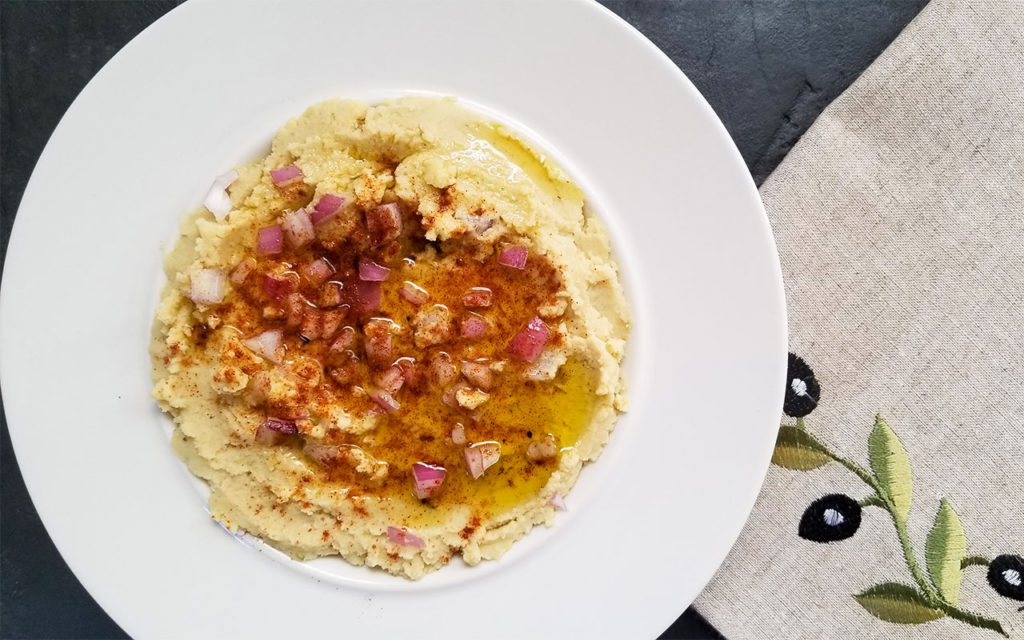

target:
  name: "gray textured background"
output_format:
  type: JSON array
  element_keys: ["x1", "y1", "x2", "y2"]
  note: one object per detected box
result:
[{"x1": 0, "y1": 1, "x2": 928, "y2": 637}]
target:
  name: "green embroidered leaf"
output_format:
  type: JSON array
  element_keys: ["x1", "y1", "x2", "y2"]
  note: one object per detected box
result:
[
  {"x1": 868, "y1": 415, "x2": 913, "y2": 522},
  {"x1": 926, "y1": 498, "x2": 967, "y2": 604},
  {"x1": 772, "y1": 425, "x2": 832, "y2": 470},
  {"x1": 854, "y1": 582, "x2": 945, "y2": 625}
]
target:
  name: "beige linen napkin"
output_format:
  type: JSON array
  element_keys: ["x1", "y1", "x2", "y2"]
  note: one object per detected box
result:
[{"x1": 694, "y1": 0, "x2": 1024, "y2": 637}]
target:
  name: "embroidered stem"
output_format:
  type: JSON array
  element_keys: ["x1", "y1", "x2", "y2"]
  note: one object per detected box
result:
[
  {"x1": 859, "y1": 495, "x2": 886, "y2": 508},
  {"x1": 893, "y1": 514, "x2": 943, "y2": 602},
  {"x1": 962, "y1": 556, "x2": 991, "y2": 568}
]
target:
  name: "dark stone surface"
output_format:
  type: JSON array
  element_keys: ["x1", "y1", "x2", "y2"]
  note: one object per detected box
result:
[{"x1": 0, "y1": 1, "x2": 927, "y2": 638}]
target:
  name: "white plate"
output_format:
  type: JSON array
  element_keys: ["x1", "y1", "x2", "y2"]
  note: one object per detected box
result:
[{"x1": 0, "y1": 0, "x2": 785, "y2": 637}]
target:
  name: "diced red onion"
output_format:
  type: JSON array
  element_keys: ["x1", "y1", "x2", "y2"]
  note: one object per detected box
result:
[
  {"x1": 386, "y1": 526, "x2": 425, "y2": 549},
  {"x1": 270, "y1": 164, "x2": 303, "y2": 186},
  {"x1": 321, "y1": 309, "x2": 345, "y2": 339},
  {"x1": 464, "y1": 445, "x2": 484, "y2": 478},
  {"x1": 358, "y1": 257, "x2": 391, "y2": 281},
  {"x1": 363, "y1": 318, "x2": 393, "y2": 368},
  {"x1": 203, "y1": 169, "x2": 238, "y2": 220},
  {"x1": 479, "y1": 442, "x2": 501, "y2": 469},
  {"x1": 189, "y1": 269, "x2": 227, "y2": 306},
  {"x1": 549, "y1": 492, "x2": 567, "y2": 511},
  {"x1": 284, "y1": 292, "x2": 307, "y2": 329},
  {"x1": 255, "y1": 422, "x2": 288, "y2": 446},
  {"x1": 263, "y1": 417, "x2": 298, "y2": 434},
  {"x1": 395, "y1": 358, "x2": 422, "y2": 389},
  {"x1": 303, "y1": 442, "x2": 344, "y2": 466},
  {"x1": 462, "y1": 287, "x2": 493, "y2": 308},
  {"x1": 378, "y1": 364, "x2": 405, "y2": 395},
  {"x1": 368, "y1": 389, "x2": 400, "y2": 412},
  {"x1": 257, "y1": 225, "x2": 283, "y2": 255},
  {"x1": 230, "y1": 257, "x2": 256, "y2": 285},
  {"x1": 450, "y1": 424, "x2": 467, "y2": 445},
  {"x1": 282, "y1": 209, "x2": 315, "y2": 248},
  {"x1": 367, "y1": 203, "x2": 402, "y2": 244},
  {"x1": 498, "y1": 245, "x2": 528, "y2": 269},
  {"x1": 464, "y1": 442, "x2": 501, "y2": 479},
  {"x1": 429, "y1": 353, "x2": 459, "y2": 387},
  {"x1": 330, "y1": 326, "x2": 356, "y2": 352},
  {"x1": 299, "y1": 310, "x2": 323, "y2": 341},
  {"x1": 262, "y1": 274, "x2": 297, "y2": 300},
  {"x1": 355, "y1": 280, "x2": 382, "y2": 312},
  {"x1": 461, "y1": 315, "x2": 487, "y2": 339},
  {"x1": 377, "y1": 365, "x2": 405, "y2": 395},
  {"x1": 303, "y1": 259, "x2": 334, "y2": 286},
  {"x1": 400, "y1": 281, "x2": 429, "y2": 306},
  {"x1": 243, "y1": 329, "x2": 284, "y2": 363},
  {"x1": 411, "y1": 462, "x2": 446, "y2": 500},
  {"x1": 310, "y1": 193, "x2": 344, "y2": 224},
  {"x1": 508, "y1": 317, "x2": 550, "y2": 362},
  {"x1": 461, "y1": 361, "x2": 493, "y2": 390},
  {"x1": 442, "y1": 381, "x2": 469, "y2": 408}
]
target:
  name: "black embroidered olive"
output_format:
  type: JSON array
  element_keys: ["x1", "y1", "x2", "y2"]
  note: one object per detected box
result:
[
  {"x1": 784, "y1": 353, "x2": 820, "y2": 418},
  {"x1": 798, "y1": 494, "x2": 861, "y2": 542},
  {"x1": 987, "y1": 555, "x2": 1024, "y2": 601}
]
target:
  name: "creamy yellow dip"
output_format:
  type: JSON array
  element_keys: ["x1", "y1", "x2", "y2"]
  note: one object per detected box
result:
[{"x1": 151, "y1": 97, "x2": 629, "y2": 578}]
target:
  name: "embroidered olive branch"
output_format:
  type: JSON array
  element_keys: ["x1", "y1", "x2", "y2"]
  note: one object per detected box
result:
[
  {"x1": 775, "y1": 354, "x2": 1022, "y2": 636},
  {"x1": 778, "y1": 416, "x2": 1006, "y2": 635}
]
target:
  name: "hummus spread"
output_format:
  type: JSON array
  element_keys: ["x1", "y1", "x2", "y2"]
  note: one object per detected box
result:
[{"x1": 152, "y1": 97, "x2": 629, "y2": 578}]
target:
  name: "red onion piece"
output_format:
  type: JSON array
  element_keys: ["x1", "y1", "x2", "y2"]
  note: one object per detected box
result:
[
  {"x1": 329, "y1": 326, "x2": 356, "y2": 352},
  {"x1": 498, "y1": 245, "x2": 528, "y2": 269},
  {"x1": 282, "y1": 209, "x2": 315, "y2": 248},
  {"x1": 386, "y1": 526, "x2": 425, "y2": 549},
  {"x1": 367, "y1": 203, "x2": 402, "y2": 244},
  {"x1": 257, "y1": 225, "x2": 283, "y2": 255},
  {"x1": 189, "y1": 269, "x2": 227, "y2": 306},
  {"x1": 303, "y1": 259, "x2": 334, "y2": 286},
  {"x1": 263, "y1": 417, "x2": 298, "y2": 434},
  {"x1": 464, "y1": 445, "x2": 484, "y2": 478},
  {"x1": 310, "y1": 193, "x2": 344, "y2": 224},
  {"x1": 262, "y1": 274, "x2": 297, "y2": 300},
  {"x1": 507, "y1": 317, "x2": 550, "y2": 362},
  {"x1": 203, "y1": 169, "x2": 238, "y2": 220},
  {"x1": 411, "y1": 462, "x2": 446, "y2": 500},
  {"x1": 255, "y1": 422, "x2": 288, "y2": 445},
  {"x1": 368, "y1": 389, "x2": 400, "y2": 412},
  {"x1": 479, "y1": 442, "x2": 501, "y2": 469},
  {"x1": 429, "y1": 353, "x2": 459, "y2": 387},
  {"x1": 462, "y1": 287, "x2": 493, "y2": 308},
  {"x1": 549, "y1": 492, "x2": 567, "y2": 511},
  {"x1": 230, "y1": 257, "x2": 256, "y2": 285},
  {"x1": 358, "y1": 257, "x2": 391, "y2": 281},
  {"x1": 461, "y1": 361, "x2": 493, "y2": 390},
  {"x1": 303, "y1": 442, "x2": 344, "y2": 466},
  {"x1": 355, "y1": 280, "x2": 382, "y2": 312},
  {"x1": 400, "y1": 281, "x2": 429, "y2": 306},
  {"x1": 464, "y1": 442, "x2": 500, "y2": 479},
  {"x1": 461, "y1": 315, "x2": 487, "y2": 339},
  {"x1": 441, "y1": 381, "x2": 469, "y2": 408},
  {"x1": 270, "y1": 164, "x2": 303, "y2": 186},
  {"x1": 243, "y1": 329, "x2": 284, "y2": 363},
  {"x1": 450, "y1": 424, "x2": 467, "y2": 445},
  {"x1": 363, "y1": 318, "x2": 393, "y2": 368},
  {"x1": 321, "y1": 308, "x2": 345, "y2": 339},
  {"x1": 377, "y1": 365, "x2": 405, "y2": 395}
]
